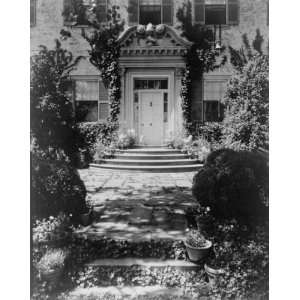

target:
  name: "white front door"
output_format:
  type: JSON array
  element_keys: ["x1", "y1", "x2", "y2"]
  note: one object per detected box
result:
[{"x1": 139, "y1": 91, "x2": 163, "y2": 145}]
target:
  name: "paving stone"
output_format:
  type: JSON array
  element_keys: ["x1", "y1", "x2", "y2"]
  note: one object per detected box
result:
[{"x1": 129, "y1": 206, "x2": 153, "y2": 225}]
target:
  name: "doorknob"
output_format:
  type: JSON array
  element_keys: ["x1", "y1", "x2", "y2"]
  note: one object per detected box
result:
[{"x1": 149, "y1": 123, "x2": 152, "y2": 126}]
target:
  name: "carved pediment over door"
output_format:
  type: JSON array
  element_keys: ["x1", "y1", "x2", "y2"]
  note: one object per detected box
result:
[{"x1": 118, "y1": 25, "x2": 192, "y2": 57}]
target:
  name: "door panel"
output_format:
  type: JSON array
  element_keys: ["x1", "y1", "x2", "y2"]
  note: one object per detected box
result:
[{"x1": 140, "y1": 92, "x2": 163, "y2": 145}]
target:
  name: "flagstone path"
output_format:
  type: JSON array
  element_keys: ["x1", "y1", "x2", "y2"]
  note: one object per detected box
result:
[{"x1": 77, "y1": 168, "x2": 198, "y2": 241}]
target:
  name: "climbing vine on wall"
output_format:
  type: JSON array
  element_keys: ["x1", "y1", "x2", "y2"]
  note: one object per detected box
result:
[
  {"x1": 176, "y1": 1, "x2": 227, "y2": 133},
  {"x1": 82, "y1": 4, "x2": 124, "y2": 122}
]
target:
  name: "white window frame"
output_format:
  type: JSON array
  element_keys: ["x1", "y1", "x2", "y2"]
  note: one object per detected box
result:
[
  {"x1": 72, "y1": 77, "x2": 109, "y2": 122},
  {"x1": 202, "y1": 75, "x2": 229, "y2": 122},
  {"x1": 130, "y1": 0, "x2": 173, "y2": 25},
  {"x1": 194, "y1": 0, "x2": 239, "y2": 26}
]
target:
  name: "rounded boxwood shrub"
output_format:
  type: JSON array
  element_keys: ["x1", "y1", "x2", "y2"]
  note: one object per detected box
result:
[
  {"x1": 192, "y1": 149, "x2": 268, "y2": 224},
  {"x1": 31, "y1": 153, "x2": 87, "y2": 218}
]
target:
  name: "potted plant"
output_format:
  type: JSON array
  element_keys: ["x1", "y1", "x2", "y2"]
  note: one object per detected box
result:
[
  {"x1": 204, "y1": 257, "x2": 226, "y2": 286},
  {"x1": 184, "y1": 230, "x2": 212, "y2": 262},
  {"x1": 37, "y1": 249, "x2": 68, "y2": 284},
  {"x1": 80, "y1": 204, "x2": 93, "y2": 226}
]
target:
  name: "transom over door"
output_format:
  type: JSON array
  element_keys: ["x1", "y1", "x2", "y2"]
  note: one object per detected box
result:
[{"x1": 139, "y1": 91, "x2": 163, "y2": 145}]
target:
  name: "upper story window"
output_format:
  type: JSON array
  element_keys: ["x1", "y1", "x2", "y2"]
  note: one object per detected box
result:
[
  {"x1": 128, "y1": 0, "x2": 173, "y2": 25},
  {"x1": 30, "y1": 0, "x2": 36, "y2": 26},
  {"x1": 63, "y1": 0, "x2": 108, "y2": 26},
  {"x1": 194, "y1": 0, "x2": 239, "y2": 25}
]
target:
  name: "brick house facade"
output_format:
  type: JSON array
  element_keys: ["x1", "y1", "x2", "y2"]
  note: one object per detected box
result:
[{"x1": 30, "y1": 0, "x2": 268, "y2": 145}]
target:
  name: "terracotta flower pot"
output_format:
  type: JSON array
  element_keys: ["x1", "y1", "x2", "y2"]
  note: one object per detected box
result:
[
  {"x1": 184, "y1": 240, "x2": 212, "y2": 262},
  {"x1": 80, "y1": 210, "x2": 92, "y2": 226},
  {"x1": 42, "y1": 268, "x2": 63, "y2": 284},
  {"x1": 204, "y1": 263, "x2": 225, "y2": 285}
]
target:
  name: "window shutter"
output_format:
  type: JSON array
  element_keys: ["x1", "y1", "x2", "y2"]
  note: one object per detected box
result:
[
  {"x1": 162, "y1": 0, "x2": 173, "y2": 25},
  {"x1": 128, "y1": 0, "x2": 139, "y2": 25},
  {"x1": 194, "y1": 0, "x2": 205, "y2": 24},
  {"x1": 227, "y1": 0, "x2": 239, "y2": 25}
]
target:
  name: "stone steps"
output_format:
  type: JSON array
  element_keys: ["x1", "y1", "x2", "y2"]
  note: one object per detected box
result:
[
  {"x1": 114, "y1": 153, "x2": 190, "y2": 160},
  {"x1": 90, "y1": 163, "x2": 203, "y2": 172},
  {"x1": 86, "y1": 258, "x2": 201, "y2": 270},
  {"x1": 62, "y1": 285, "x2": 197, "y2": 299},
  {"x1": 101, "y1": 159, "x2": 199, "y2": 166}
]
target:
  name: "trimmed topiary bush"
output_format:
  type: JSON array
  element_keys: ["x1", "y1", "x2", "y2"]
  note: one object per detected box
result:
[
  {"x1": 192, "y1": 149, "x2": 268, "y2": 224},
  {"x1": 31, "y1": 153, "x2": 87, "y2": 219}
]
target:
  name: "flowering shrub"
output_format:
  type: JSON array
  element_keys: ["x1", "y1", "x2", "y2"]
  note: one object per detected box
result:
[
  {"x1": 192, "y1": 149, "x2": 269, "y2": 224},
  {"x1": 37, "y1": 249, "x2": 68, "y2": 275},
  {"x1": 31, "y1": 153, "x2": 87, "y2": 218},
  {"x1": 115, "y1": 129, "x2": 137, "y2": 149},
  {"x1": 222, "y1": 54, "x2": 269, "y2": 150},
  {"x1": 30, "y1": 40, "x2": 80, "y2": 165},
  {"x1": 186, "y1": 230, "x2": 210, "y2": 248},
  {"x1": 33, "y1": 213, "x2": 73, "y2": 245},
  {"x1": 93, "y1": 139, "x2": 116, "y2": 161}
]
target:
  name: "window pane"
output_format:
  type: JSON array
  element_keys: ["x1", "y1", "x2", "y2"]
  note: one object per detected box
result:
[
  {"x1": 128, "y1": 0, "x2": 139, "y2": 24},
  {"x1": 204, "y1": 101, "x2": 219, "y2": 122},
  {"x1": 205, "y1": 5, "x2": 226, "y2": 24},
  {"x1": 99, "y1": 103, "x2": 109, "y2": 120},
  {"x1": 75, "y1": 81, "x2": 98, "y2": 101},
  {"x1": 160, "y1": 79, "x2": 168, "y2": 89},
  {"x1": 140, "y1": 5, "x2": 161, "y2": 24},
  {"x1": 75, "y1": 101, "x2": 98, "y2": 122},
  {"x1": 163, "y1": 92, "x2": 168, "y2": 122}
]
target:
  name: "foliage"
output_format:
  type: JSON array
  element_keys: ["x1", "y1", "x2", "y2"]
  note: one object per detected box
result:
[
  {"x1": 37, "y1": 249, "x2": 68, "y2": 274},
  {"x1": 186, "y1": 230, "x2": 210, "y2": 248},
  {"x1": 82, "y1": 6, "x2": 124, "y2": 122},
  {"x1": 30, "y1": 40, "x2": 81, "y2": 164},
  {"x1": 176, "y1": 1, "x2": 226, "y2": 131},
  {"x1": 76, "y1": 121, "x2": 118, "y2": 165},
  {"x1": 93, "y1": 139, "x2": 116, "y2": 161},
  {"x1": 115, "y1": 129, "x2": 137, "y2": 149},
  {"x1": 31, "y1": 153, "x2": 87, "y2": 219},
  {"x1": 33, "y1": 213, "x2": 74, "y2": 245},
  {"x1": 192, "y1": 149, "x2": 269, "y2": 224},
  {"x1": 222, "y1": 54, "x2": 269, "y2": 150},
  {"x1": 229, "y1": 29, "x2": 265, "y2": 72},
  {"x1": 205, "y1": 220, "x2": 269, "y2": 299},
  {"x1": 190, "y1": 122, "x2": 223, "y2": 144}
]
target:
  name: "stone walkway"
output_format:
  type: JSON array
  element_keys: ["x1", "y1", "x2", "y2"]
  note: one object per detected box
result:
[{"x1": 77, "y1": 168, "x2": 198, "y2": 241}]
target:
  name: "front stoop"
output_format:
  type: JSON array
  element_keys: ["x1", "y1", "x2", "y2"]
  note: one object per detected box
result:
[{"x1": 90, "y1": 147, "x2": 203, "y2": 172}]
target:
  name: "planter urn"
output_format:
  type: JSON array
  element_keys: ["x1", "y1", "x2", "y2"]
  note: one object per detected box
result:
[
  {"x1": 184, "y1": 240, "x2": 212, "y2": 262},
  {"x1": 204, "y1": 263, "x2": 225, "y2": 285}
]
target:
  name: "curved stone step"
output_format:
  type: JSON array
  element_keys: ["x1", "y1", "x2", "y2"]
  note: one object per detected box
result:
[
  {"x1": 102, "y1": 159, "x2": 199, "y2": 166},
  {"x1": 117, "y1": 148, "x2": 182, "y2": 155},
  {"x1": 115, "y1": 153, "x2": 190, "y2": 160},
  {"x1": 90, "y1": 163, "x2": 203, "y2": 172}
]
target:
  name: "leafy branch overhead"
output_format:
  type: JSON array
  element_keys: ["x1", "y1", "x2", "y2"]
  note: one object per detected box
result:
[
  {"x1": 82, "y1": 5, "x2": 124, "y2": 122},
  {"x1": 176, "y1": 1, "x2": 227, "y2": 132}
]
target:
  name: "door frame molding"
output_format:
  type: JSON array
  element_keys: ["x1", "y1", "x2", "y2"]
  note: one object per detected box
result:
[{"x1": 125, "y1": 69, "x2": 175, "y2": 144}]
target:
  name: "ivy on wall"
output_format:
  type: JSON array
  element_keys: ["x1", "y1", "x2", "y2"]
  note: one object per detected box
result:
[
  {"x1": 176, "y1": 1, "x2": 227, "y2": 133},
  {"x1": 81, "y1": 5, "x2": 124, "y2": 123}
]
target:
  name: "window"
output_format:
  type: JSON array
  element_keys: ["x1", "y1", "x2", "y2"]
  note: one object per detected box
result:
[
  {"x1": 63, "y1": 0, "x2": 108, "y2": 26},
  {"x1": 203, "y1": 80, "x2": 227, "y2": 122},
  {"x1": 30, "y1": 0, "x2": 36, "y2": 26},
  {"x1": 74, "y1": 80, "x2": 109, "y2": 122},
  {"x1": 128, "y1": 0, "x2": 173, "y2": 25},
  {"x1": 194, "y1": 0, "x2": 239, "y2": 25},
  {"x1": 134, "y1": 79, "x2": 168, "y2": 90}
]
